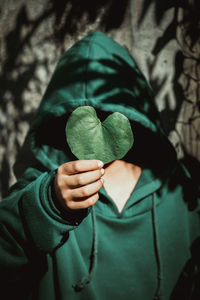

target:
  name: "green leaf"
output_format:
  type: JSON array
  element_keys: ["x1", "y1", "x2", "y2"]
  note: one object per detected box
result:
[{"x1": 65, "y1": 106, "x2": 134, "y2": 164}]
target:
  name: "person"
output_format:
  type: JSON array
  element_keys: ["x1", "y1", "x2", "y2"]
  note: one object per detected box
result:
[{"x1": 0, "y1": 31, "x2": 200, "y2": 300}]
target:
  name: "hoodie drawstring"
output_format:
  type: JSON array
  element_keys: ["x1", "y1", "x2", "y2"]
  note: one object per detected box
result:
[
  {"x1": 73, "y1": 207, "x2": 98, "y2": 291},
  {"x1": 73, "y1": 194, "x2": 163, "y2": 299},
  {"x1": 152, "y1": 193, "x2": 163, "y2": 300}
]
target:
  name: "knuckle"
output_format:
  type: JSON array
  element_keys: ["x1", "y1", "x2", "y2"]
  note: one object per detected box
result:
[
  {"x1": 77, "y1": 202, "x2": 87, "y2": 210},
  {"x1": 76, "y1": 174, "x2": 84, "y2": 186},
  {"x1": 59, "y1": 190, "x2": 67, "y2": 202},
  {"x1": 81, "y1": 186, "x2": 89, "y2": 197},
  {"x1": 94, "y1": 193, "x2": 99, "y2": 202},
  {"x1": 83, "y1": 200, "x2": 92, "y2": 208},
  {"x1": 57, "y1": 189, "x2": 69, "y2": 205},
  {"x1": 64, "y1": 190, "x2": 72, "y2": 201},
  {"x1": 87, "y1": 194, "x2": 98, "y2": 207},
  {"x1": 93, "y1": 170, "x2": 101, "y2": 181},
  {"x1": 56, "y1": 176, "x2": 65, "y2": 191},
  {"x1": 83, "y1": 197, "x2": 95, "y2": 208},
  {"x1": 72, "y1": 161, "x2": 79, "y2": 173}
]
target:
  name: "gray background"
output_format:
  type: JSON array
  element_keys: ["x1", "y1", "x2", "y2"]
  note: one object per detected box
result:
[{"x1": 0, "y1": 0, "x2": 200, "y2": 199}]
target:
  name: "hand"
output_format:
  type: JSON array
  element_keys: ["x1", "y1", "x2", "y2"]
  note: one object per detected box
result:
[{"x1": 54, "y1": 160, "x2": 104, "y2": 211}]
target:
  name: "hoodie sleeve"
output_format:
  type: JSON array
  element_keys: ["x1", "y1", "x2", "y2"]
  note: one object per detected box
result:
[{"x1": 0, "y1": 167, "x2": 90, "y2": 273}]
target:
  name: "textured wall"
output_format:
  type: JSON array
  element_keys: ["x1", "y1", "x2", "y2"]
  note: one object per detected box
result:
[{"x1": 0, "y1": 0, "x2": 200, "y2": 199}]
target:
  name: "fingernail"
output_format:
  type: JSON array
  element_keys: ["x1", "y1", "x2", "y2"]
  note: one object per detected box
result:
[
  {"x1": 101, "y1": 168, "x2": 105, "y2": 175},
  {"x1": 98, "y1": 161, "x2": 104, "y2": 168}
]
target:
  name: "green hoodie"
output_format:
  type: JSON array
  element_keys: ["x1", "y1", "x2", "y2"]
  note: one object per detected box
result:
[{"x1": 0, "y1": 31, "x2": 200, "y2": 300}]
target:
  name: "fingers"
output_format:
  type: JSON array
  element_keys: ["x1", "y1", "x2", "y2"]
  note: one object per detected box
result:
[
  {"x1": 60, "y1": 160, "x2": 104, "y2": 175},
  {"x1": 71, "y1": 178, "x2": 103, "y2": 199},
  {"x1": 67, "y1": 193, "x2": 100, "y2": 210},
  {"x1": 66, "y1": 168, "x2": 104, "y2": 188},
  {"x1": 54, "y1": 160, "x2": 105, "y2": 211},
  {"x1": 54, "y1": 177, "x2": 103, "y2": 211}
]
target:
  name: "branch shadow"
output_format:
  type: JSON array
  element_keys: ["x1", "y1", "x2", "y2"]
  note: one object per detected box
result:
[{"x1": 158, "y1": 50, "x2": 185, "y2": 135}]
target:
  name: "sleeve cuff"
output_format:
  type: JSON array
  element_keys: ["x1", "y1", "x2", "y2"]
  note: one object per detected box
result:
[{"x1": 41, "y1": 170, "x2": 91, "y2": 226}]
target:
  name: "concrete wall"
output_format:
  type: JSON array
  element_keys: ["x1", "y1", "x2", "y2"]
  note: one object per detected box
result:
[
  {"x1": 130, "y1": 0, "x2": 200, "y2": 163},
  {"x1": 0, "y1": 0, "x2": 200, "y2": 199}
]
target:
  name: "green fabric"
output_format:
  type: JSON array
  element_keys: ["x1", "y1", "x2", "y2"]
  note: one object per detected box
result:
[
  {"x1": 66, "y1": 106, "x2": 134, "y2": 164},
  {"x1": 0, "y1": 31, "x2": 200, "y2": 300}
]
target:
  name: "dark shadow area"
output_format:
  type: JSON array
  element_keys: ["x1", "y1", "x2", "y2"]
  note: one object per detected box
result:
[
  {"x1": 177, "y1": 147, "x2": 200, "y2": 210},
  {"x1": 168, "y1": 153, "x2": 200, "y2": 211},
  {"x1": 36, "y1": 114, "x2": 69, "y2": 153},
  {"x1": 0, "y1": 0, "x2": 129, "y2": 198},
  {"x1": 0, "y1": 154, "x2": 10, "y2": 198},
  {"x1": 170, "y1": 237, "x2": 200, "y2": 300},
  {"x1": 159, "y1": 50, "x2": 185, "y2": 135}
]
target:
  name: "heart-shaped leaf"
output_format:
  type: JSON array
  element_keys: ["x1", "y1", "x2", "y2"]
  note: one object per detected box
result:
[{"x1": 65, "y1": 106, "x2": 134, "y2": 164}]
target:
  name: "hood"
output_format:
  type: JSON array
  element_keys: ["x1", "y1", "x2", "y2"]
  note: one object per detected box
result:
[{"x1": 14, "y1": 31, "x2": 177, "y2": 179}]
